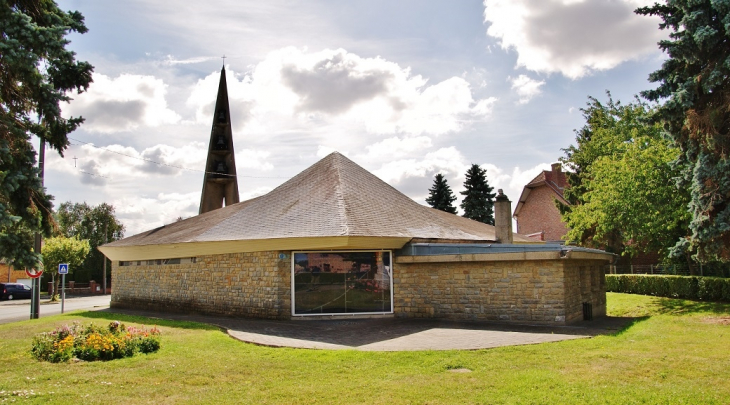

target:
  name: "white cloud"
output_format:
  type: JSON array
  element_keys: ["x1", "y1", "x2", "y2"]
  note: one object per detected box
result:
[
  {"x1": 483, "y1": 0, "x2": 664, "y2": 79},
  {"x1": 64, "y1": 73, "x2": 181, "y2": 133},
  {"x1": 509, "y1": 75, "x2": 545, "y2": 104},
  {"x1": 186, "y1": 47, "x2": 496, "y2": 137},
  {"x1": 364, "y1": 136, "x2": 432, "y2": 160},
  {"x1": 114, "y1": 192, "x2": 199, "y2": 235},
  {"x1": 484, "y1": 162, "x2": 553, "y2": 205},
  {"x1": 162, "y1": 55, "x2": 220, "y2": 65},
  {"x1": 316, "y1": 145, "x2": 344, "y2": 158},
  {"x1": 235, "y1": 149, "x2": 274, "y2": 170},
  {"x1": 55, "y1": 141, "x2": 273, "y2": 182},
  {"x1": 374, "y1": 147, "x2": 468, "y2": 185}
]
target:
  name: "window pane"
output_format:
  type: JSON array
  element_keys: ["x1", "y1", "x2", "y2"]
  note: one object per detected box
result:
[{"x1": 293, "y1": 251, "x2": 392, "y2": 315}]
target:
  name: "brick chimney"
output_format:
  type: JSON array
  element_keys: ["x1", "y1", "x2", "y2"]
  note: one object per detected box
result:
[
  {"x1": 551, "y1": 162, "x2": 562, "y2": 173},
  {"x1": 494, "y1": 189, "x2": 513, "y2": 243}
]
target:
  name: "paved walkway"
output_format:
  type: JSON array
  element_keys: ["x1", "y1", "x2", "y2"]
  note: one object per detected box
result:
[{"x1": 103, "y1": 308, "x2": 633, "y2": 351}]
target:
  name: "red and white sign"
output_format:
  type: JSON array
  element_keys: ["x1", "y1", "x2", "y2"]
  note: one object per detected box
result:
[{"x1": 25, "y1": 268, "x2": 43, "y2": 279}]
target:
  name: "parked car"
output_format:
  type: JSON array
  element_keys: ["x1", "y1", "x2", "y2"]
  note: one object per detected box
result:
[{"x1": 0, "y1": 283, "x2": 32, "y2": 300}]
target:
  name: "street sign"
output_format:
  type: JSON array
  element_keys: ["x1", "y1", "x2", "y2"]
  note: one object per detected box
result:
[
  {"x1": 25, "y1": 268, "x2": 43, "y2": 279},
  {"x1": 58, "y1": 263, "x2": 69, "y2": 274}
]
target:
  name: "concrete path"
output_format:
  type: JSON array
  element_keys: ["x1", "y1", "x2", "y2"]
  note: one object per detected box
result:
[{"x1": 103, "y1": 308, "x2": 632, "y2": 351}]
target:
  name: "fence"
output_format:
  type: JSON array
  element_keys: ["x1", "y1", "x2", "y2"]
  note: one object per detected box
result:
[
  {"x1": 47, "y1": 281, "x2": 112, "y2": 296},
  {"x1": 605, "y1": 263, "x2": 730, "y2": 278}
]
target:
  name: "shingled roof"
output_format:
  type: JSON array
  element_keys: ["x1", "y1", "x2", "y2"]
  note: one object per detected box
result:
[{"x1": 100, "y1": 152, "x2": 532, "y2": 260}]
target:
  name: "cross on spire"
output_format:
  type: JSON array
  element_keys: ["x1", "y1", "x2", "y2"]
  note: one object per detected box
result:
[{"x1": 221, "y1": 55, "x2": 226, "y2": 66}]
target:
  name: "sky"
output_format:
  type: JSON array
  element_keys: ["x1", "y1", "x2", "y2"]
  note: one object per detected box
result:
[{"x1": 46, "y1": 0, "x2": 668, "y2": 236}]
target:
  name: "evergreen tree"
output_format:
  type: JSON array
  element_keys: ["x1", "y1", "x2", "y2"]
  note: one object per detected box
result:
[
  {"x1": 636, "y1": 1, "x2": 730, "y2": 262},
  {"x1": 460, "y1": 164, "x2": 496, "y2": 225},
  {"x1": 425, "y1": 173, "x2": 457, "y2": 214},
  {"x1": 0, "y1": 1, "x2": 94, "y2": 269}
]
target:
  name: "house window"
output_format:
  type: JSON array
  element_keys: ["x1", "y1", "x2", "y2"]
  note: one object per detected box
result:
[{"x1": 292, "y1": 251, "x2": 392, "y2": 316}]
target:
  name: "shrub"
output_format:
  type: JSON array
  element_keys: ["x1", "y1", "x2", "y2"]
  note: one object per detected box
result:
[
  {"x1": 606, "y1": 275, "x2": 730, "y2": 301},
  {"x1": 31, "y1": 321, "x2": 161, "y2": 363}
]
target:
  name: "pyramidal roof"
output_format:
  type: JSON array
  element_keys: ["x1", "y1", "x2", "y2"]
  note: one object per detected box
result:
[{"x1": 102, "y1": 153, "x2": 531, "y2": 258}]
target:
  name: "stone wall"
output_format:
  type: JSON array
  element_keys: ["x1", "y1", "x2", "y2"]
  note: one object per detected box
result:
[
  {"x1": 111, "y1": 249, "x2": 607, "y2": 325},
  {"x1": 111, "y1": 251, "x2": 291, "y2": 319},
  {"x1": 563, "y1": 260, "x2": 607, "y2": 323},
  {"x1": 394, "y1": 257, "x2": 606, "y2": 324}
]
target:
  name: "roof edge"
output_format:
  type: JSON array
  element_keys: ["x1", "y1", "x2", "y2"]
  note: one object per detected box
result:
[{"x1": 99, "y1": 236, "x2": 413, "y2": 261}]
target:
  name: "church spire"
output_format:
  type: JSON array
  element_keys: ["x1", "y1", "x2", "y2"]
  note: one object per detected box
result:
[{"x1": 199, "y1": 66, "x2": 240, "y2": 214}]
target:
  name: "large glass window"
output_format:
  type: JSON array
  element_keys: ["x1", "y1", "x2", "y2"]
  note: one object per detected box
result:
[{"x1": 292, "y1": 251, "x2": 392, "y2": 315}]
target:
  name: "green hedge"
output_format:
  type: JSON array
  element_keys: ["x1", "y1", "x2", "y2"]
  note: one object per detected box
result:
[{"x1": 606, "y1": 274, "x2": 730, "y2": 302}]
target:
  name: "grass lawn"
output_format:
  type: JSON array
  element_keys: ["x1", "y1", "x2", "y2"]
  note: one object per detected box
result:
[{"x1": 1, "y1": 293, "x2": 729, "y2": 404}]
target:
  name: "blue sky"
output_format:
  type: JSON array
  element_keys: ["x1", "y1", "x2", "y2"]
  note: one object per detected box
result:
[{"x1": 49, "y1": 0, "x2": 667, "y2": 235}]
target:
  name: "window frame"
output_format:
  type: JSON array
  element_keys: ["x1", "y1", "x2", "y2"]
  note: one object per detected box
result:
[{"x1": 290, "y1": 250, "x2": 394, "y2": 317}]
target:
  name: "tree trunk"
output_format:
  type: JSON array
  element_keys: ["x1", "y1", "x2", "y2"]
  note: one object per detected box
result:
[
  {"x1": 686, "y1": 254, "x2": 697, "y2": 276},
  {"x1": 52, "y1": 273, "x2": 61, "y2": 300}
]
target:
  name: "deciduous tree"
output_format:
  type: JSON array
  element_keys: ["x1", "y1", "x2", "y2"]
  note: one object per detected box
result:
[
  {"x1": 56, "y1": 202, "x2": 124, "y2": 282},
  {"x1": 42, "y1": 235, "x2": 90, "y2": 299},
  {"x1": 560, "y1": 95, "x2": 690, "y2": 261}
]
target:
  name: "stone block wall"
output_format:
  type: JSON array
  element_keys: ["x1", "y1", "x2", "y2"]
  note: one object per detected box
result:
[
  {"x1": 563, "y1": 261, "x2": 607, "y2": 323},
  {"x1": 394, "y1": 258, "x2": 606, "y2": 324},
  {"x1": 111, "y1": 251, "x2": 291, "y2": 319}
]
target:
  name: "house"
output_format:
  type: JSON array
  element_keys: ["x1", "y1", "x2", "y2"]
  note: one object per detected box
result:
[
  {"x1": 99, "y1": 153, "x2": 612, "y2": 324},
  {"x1": 513, "y1": 163, "x2": 569, "y2": 242},
  {"x1": 1, "y1": 260, "x2": 27, "y2": 284}
]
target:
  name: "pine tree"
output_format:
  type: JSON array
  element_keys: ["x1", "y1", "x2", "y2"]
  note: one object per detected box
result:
[
  {"x1": 460, "y1": 164, "x2": 496, "y2": 225},
  {"x1": 0, "y1": 1, "x2": 93, "y2": 269},
  {"x1": 636, "y1": 1, "x2": 730, "y2": 262},
  {"x1": 425, "y1": 174, "x2": 457, "y2": 214}
]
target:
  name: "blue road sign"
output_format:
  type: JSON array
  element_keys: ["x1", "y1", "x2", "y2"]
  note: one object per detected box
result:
[{"x1": 59, "y1": 263, "x2": 69, "y2": 274}]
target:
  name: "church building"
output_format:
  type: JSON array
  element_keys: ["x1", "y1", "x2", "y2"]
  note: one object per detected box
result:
[{"x1": 98, "y1": 68, "x2": 613, "y2": 325}]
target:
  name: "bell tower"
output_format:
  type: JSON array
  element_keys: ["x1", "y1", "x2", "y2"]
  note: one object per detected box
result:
[{"x1": 199, "y1": 66, "x2": 240, "y2": 214}]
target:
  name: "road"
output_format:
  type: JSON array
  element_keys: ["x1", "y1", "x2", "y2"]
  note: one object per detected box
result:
[{"x1": 0, "y1": 295, "x2": 111, "y2": 324}]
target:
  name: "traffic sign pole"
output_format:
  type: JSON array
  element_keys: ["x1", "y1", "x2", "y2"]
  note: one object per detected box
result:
[
  {"x1": 26, "y1": 266, "x2": 44, "y2": 320},
  {"x1": 61, "y1": 273, "x2": 65, "y2": 314},
  {"x1": 58, "y1": 264, "x2": 69, "y2": 313}
]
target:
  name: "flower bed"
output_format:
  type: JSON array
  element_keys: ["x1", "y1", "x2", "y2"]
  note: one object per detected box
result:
[{"x1": 31, "y1": 321, "x2": 161, "y2": 363}]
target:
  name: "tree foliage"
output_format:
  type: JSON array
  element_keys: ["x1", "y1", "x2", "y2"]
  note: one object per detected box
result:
[
  {"x1": 56, "y1": 202, "x2": 124, "y2": 282},
  {"x1": 460, "y1": 164, "x2": 496, "y2": 225},
  {"x1": 42, "y1": 235, "x2": 90, "y2": 297},
  {"x1": 0, "y1": 0, "x2": 93, "y2": 269},
  {"x1": 636, "y1": 1, "x2": 730, "y2": 262},
  {"x1": 560, "y1": 94, "x2": 690, "y2": 260},
  {"x1": 425, "y1": 173, "x2": 457, "y2": 214}
]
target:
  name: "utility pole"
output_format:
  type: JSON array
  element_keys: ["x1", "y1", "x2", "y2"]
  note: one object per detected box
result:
[
  {"x1": 31, "y1": 138, "x2": 45, "y2": 319},
  {"x1": 103, "y1": 223, "x2": 108, "y2": 294}
]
